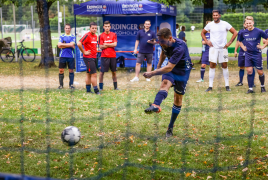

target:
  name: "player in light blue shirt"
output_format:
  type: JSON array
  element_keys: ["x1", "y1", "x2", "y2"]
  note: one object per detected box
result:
[
  {"x1": 238, "y1": 16, "x2": 268, "y2": 93},
  {"x1": 57, "y1": 24, "x2": 76, "y2": 89}
]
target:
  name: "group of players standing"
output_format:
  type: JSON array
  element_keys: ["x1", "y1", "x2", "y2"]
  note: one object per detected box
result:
[
  {"x1": 57, "y1": 10, "x2": 268, "y2": 138},
  {"x1": 197, "y1": 10, "x2": 268, "y2": 94}
]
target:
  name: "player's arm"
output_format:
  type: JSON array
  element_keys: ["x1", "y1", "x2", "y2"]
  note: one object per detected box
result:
[
  {"x1": 77, "y1": 41, "x2": 91, "y2": 55},
  {"x1": 103, "y1": 42, "x2": 117, "y2": 47},
  {"x1": 157, "y1": 51, "x2": 167, "y2": 69},
  {"x1": 134, "y1": 40, "x2": 139, "y2": 54},
  {"x1": 263, "y1": 39, "x2": 267, "y2": 44},
  {"x1": 144, "y1": 62, "x2": 175, "y2": 78},
  {"x1": 201, "y1": 29, "x2": 212, "y2": 47},
  {"x1": 257, "y1": 38, "x2": 268, "y2": 50},
  {"x1": 238, "y1": 41, "x2": 247, "y2": 51},
  {"x1": 234, "y1": 41, "x2": 240, "y2": 58},
  {"x1": 224, "y1": 27, "x2": 238, "y2": 49},
  {"x1": 202, "y1": 40, "x2": 206, "y2": 45},
  {"x1": 58, "y1": 42, "x2": 75, "y2": 48}
]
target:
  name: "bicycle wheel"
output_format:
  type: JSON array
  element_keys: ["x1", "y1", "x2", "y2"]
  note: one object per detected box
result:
[
  {"x1": 21, "y1": 48, "x2": 36, "y2": 62},
  {"x1": 0, "y1": 49, "x2": 14, "y2": 62}
]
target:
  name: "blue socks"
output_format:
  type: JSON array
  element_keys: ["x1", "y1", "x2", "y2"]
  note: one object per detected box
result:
[
  {"x1": 86, "y1": 85, "x2": 91, "y2": 92},
  {"x1": 200, "y1": 67, "x2": 205, "y2": 80},
  {"x1": 168, "y1": 104, "x2": 181, "y2": 129},
  {"x1": 93, "y1": 86, "x2": 99, "y2": 93},
  {"x1": 247, "y1": 73, "x2": 254, "y2": 88},
  {"x1": 153, "y1": 90, "x2": 168, "y2": 106},
  {"x1": 239, "y1": 69, "x2": 244, "y2": 83},
  {"x1": 99, "y1": 83, "x2": 103, "y2": 90},
  {"x1": 259, "y1": 74, "x2": 265, "y2": 86},
  {"x1": 69, "y1": 73, "x2": 74, "y2": 86}
]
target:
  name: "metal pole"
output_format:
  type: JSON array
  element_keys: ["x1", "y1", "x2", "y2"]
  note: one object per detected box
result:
[
  {"x1": 0, "y1": 8, "x2": 3, "y2": 39},
  {"x1": 63, "y1": 5, "x2": 65, "y2": 26},
  {"x1": 57, "y1": 1, "x2": 61, "y2": 38},
  {"x1": 243, "y1": 7, "x2": 245, "y2": 21},
  {"x1": 13, "y1": 3, "x2": 18, "y2": 62},
  {"x1": 31, "y1": 6, "x2": 34, "y2": 48}
]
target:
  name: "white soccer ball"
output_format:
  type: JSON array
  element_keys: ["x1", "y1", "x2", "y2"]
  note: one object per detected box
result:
[{"x1": 61, "y1": 126, "x2": 81, "y2": 146}]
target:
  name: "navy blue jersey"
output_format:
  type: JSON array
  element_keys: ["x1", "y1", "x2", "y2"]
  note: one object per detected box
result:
[
  {"x1": 202, "y1": 32, "x2": 210, "y2": 52},
  {"x1": 136, "y1": 29, "x2": 156, "y2": 54},
  {"x1": 265, "y1": 29, "x2": 268, "y2": 53},
  {"x1": 161, "y1": 38, "x2": 192, "y2": 75},
  {"x1": 237, "y1": 29, "x2": 246, "y2": 54},
  {"x1": 59, "y1": 34, "x2": 76, "y2": 58},
  {"x1": 178, "y1": 31, "x2": 185, "y2": 40},
  {"x1": 239, "y1": 28, "x2": 268, "y2": 54}
]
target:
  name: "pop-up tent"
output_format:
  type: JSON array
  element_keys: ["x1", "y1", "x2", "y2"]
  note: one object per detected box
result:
[{"x1": 73, "y1": 0, "x2": 176, "y2": 72}]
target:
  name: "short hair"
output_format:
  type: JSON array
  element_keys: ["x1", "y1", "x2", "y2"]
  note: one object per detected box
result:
[
  {"x1": 182, "y1": 26, "x2": 186, "y2": 29},
  {"x1": 212, "y1": 9, "x2": 221, "y2": 15},
  {"x1": 157, "y1": 28, "x2": 172, "y2": 39},
  {"x1": 246, "y1": 16, "x2": 254, "y2": 22},
  {"x1": 144, "y1": 20, "x2": 151, "y2": 24},
  {"x1": 65, "y1": 24, "x2": 71, "y2": 28},
  {"x1": 90, "y1": 22, "x2": 97, "y2": 27},
  {"x1": 104, "y1": 21, "x2": 111, "y2": 25},
  {"x1": 176, "y1": 23, "x2": 179, "y2": 26}
]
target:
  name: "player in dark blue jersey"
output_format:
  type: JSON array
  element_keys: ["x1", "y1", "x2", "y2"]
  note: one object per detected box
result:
[
  {"x1": 197, "y1": 21, "x2": 211, "y2": 82},
  {"x1": 143, "y1": 28, "x2": 192, "y2": 138},
  {"x1": 238, "y1": 16, "x2": 268, "y2": 93},
  {"x1": 57, "y1": 24, "x2": 76, "y2": 89},
  {"x1": 263, "y1": 28, "x2": 268, "y2": 66}
]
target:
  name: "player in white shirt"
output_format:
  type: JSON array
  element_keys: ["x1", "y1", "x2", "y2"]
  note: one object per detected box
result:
[
  {"x1": 191, "y1": 25, "x2": 195, "y2": 33},
  {"x1": 201, "y1": 10, "x2": 238, "y2": 92}
]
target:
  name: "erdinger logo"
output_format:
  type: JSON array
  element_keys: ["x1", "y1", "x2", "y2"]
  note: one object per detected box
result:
[
  {"x1": 170, "y1": 7, "x2": 174, "y2": 11},
  {"x1": 103, "y1": 5, "x2": 106, "y2": 9},
  {"x1": 87, "y1": 5, "x2": 102, "y2": 9},
  {"x1": 139, "y1": 4, "x2": 143, "y2": 8},
  {"x1": 122, "y1": 4, "x2": 138, "y2": 8},
  {"x1": 161, "y1": 4, "x2": 166, "y2": 8}
]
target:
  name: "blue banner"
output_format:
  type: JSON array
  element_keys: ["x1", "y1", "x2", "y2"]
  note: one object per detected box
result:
[{"x1": 75, "y1": 45, "x2": 87, "y2": 72}]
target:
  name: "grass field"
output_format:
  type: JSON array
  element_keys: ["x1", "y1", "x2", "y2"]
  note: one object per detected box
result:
[{"x1": 1, "y1": 60, "x2": 268, "y2": 179}]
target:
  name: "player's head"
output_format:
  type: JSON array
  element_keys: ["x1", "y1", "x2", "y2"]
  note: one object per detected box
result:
[
  {"x1": 144, "y1": 20, "x2": 151, "y2": 30},
  {"x1": 176, "y1": 23, "x2": 179, "y2": 29},
  {"x1": 157, "y1": 28, "x2": 172, "y2": 49},
  {"x1": 103, "y1": 21, "x2": 111, "y2": 33},
  {"x1": 243, "y1": 19, "x2": 247, "y2": 29},
  {"x1": 90, "y1": 22, "x2": 97, "y2": 34},
  {"x1": 181, "y1": 26, "x2": 185, "y2": 31},
  {"x1": 64, "y1": 24, "x2": 71, "y2": 34},
  {"x1": 212, "y1": 10, "x2": 221, "y2": 23},
  {"x1": 245, "y1": 16, "x2": 254, "y2": 30}
]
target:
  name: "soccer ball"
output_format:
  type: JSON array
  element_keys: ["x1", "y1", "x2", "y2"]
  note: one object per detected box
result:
[{"x1": 61, "y1": 126, "x2": 81, "y2": 146}]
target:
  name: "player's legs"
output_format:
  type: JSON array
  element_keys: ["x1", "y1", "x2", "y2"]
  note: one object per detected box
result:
[
  {"x1": 206, "y1": 47, "x2": 218, "y2": 91},
  {"x1": 110, "y1": 58, "x2": 119, "y2": 90},
  {"x1": 237, "y1": 55, "x2": 245, "y2": 86},
  {"x1": 99, "y1": 72, "x2": 104, "y2": 90},
  {"x1": 85, "y1": 72, "x2": 93, "y2": 93},
  {"x1": 255, "y1": 56, "x2": 265, "y2": 92},
  {"x1": 58, "y1": 57, "x2": 67, "y2": 89},
  {"x1": 145, "y1": 54, "x2": 153, "y2": 82},
  {"x1": 131, "y1": 53, "x2": 145, "y2": 82},
  {"x1": 67, "y1": 58, "x2": 75, "y2": 89},
  {"x1": 99, "y1": 57, "x2": 110, "y2": 90},
  {"x1": 220, "y1": 48, "x2": 230, "y2": 91},
  {"x1": 198, "y1": 51, "x2": 209, "y2": 82}
]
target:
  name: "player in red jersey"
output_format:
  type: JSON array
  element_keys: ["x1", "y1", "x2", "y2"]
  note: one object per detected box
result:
[
  {"x1": 77, "y1": 22, "x2": 100, "y2": 94},
  {"x1": 98, "y1": 21, "x2": 119, "y2": 90}
]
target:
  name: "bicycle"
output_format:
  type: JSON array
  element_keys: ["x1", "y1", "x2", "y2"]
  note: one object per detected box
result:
[{"x1": 0, "y1": 39, "x2": 36, "y2": 62}]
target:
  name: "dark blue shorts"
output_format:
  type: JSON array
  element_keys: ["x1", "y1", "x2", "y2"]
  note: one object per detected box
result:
[
  {"x1": 245, "y1": 52, "x2": 263, "y2": 70},
  {"x1": 59, "y1": 57, "x2": 75, "y2": 69},
  {"x1": 162, "y1": 70, "x2": 191, "y2": 95},
  {"x1": 201, "y1": 51, "x2": 209, "y2": 65},
  {"x1": 238, "y1": 55, "x2": 245, "y2": 67}
]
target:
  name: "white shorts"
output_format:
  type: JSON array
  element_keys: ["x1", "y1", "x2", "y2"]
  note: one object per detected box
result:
[{"x1": 209, "y1": 47, "x2": 228, "y2": 63}]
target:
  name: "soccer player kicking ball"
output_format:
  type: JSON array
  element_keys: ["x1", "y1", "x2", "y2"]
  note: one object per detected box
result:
[
  {"x1": 57, "y1": 24, "x2": 76, "y2": 89},
  {"x1": 197, "y1": 21, "x2": 211, "y2": 83},
  {"x1": 234, "y1": 21, "x2": 256, "y2": 87},
  {"x1": 238, "y1": 16, "x2": 268, "y2": 93},
  {"x1": 201, "y1": 10, "x2": 238, "y2": 92},
  {"x1": 143, "y1": 28, "x2": 192, "y2": 138},
  {"x1": 98, "y1": 21, "x2": 119, "y2": 91},
  {"x1": 77, "y1": 22, "x2": 100, "y2": 95}
]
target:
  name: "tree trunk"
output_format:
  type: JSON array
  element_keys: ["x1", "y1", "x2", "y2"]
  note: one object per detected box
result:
[
  {"x1": 203, "y1": 0, "x2": 214, "y2": 28},
  {"x1": 36, "y1": 0, "x2": 56, "y2": 68}
]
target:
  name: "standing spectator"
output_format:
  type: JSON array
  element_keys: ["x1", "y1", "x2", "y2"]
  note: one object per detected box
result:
[
  {"x1": 98, "y1": 21, "x2": 119, "y2": 91},
  {"x1": 57, "y1": 24, "x2": 76, "y2": 89},
  {"x1": 178, "y1": 26, "x2": 187, "y2": 42},
  {"x1": 191, "y1": 25, "x2": 195, "y2": 33},
  {"x1": 130, "y1": 20, "x2": 156, "y2": 82},
  {"x1": 77, "y1": 22, "x2": 100, "y2": 95},
  {"x1": 176, "y1": 23, "x2": 180, "y2": 37}
]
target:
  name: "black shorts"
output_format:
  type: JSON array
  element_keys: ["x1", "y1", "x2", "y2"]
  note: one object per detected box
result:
[
  {"x1": 137, "y1": 53, "x2": 153, "y2": 64},
  {"x1": 83, "y1": 58, "x2": 97, "y2": 74},
  {"x1": 100, "y1": 57, "x2": 117, "y2": 72},
  {"x1": 59, "y1": 57, "x2": 75, "y2": 69}
]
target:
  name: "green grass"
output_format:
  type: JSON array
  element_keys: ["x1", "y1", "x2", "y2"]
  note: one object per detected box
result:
[{"x1": 0, "y1": 61, "x2": 268, "y2": 179}]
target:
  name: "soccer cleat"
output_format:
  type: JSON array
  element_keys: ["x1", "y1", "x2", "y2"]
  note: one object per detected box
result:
[
  {"x1": 246, "y1": 89, "x2": 254, "y2": 94},
  {"x1": 226, "y1": 86, "x2": 231, "y2": 91},
  {"x1": 114, "y1": 88, "x2": 120, "y2": 90},
  {"x1": 87, "y1": 91, "x2": 94, "y2": 94},
  {"x1": 144, "y1": 103, "x2": 161, "y2": 114},
  {"x1": 58, "y1": 85, "x2": 63, "y2": 89},
  {"x1": 235, "y1": 82, "x2": 243, "y2": 86},
  {"x1": 130, "y1": 77, "x2": 139, "y2": 82},
  {"x1": 99, "y1": 89, "x2": 103, "y2": 91},
  {"x1": 69, "y1": 85, "x2": 75, "y2": 90},
  {"x1": 196, "y1": 79, "x2": 204, "y2": 83},
  {"x1": 205, "y1": 87, "x2": 212, "y2": 92},
  {"x1": 95, "y1": 91, "x2": 101, "y2": 95},
  {"x1": 166, "y1": 128, "x2": 173, "y2": 138},
  {"x1": 146, "y1": 78, "x2": 151, "y2": 82},
  {"x1": 261, "y1": 87, "x2": 266, "y2": 93}
]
